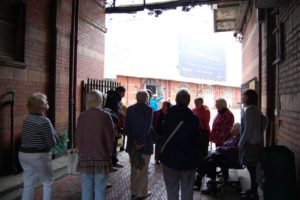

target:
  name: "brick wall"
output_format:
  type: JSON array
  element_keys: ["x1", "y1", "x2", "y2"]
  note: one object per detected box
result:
[
  {"x1": 0, "y1": 0, "x2": 52, "y2": 174},
  {"x1": 242, "y1": 0, "x2": 300, "y2": 193},
  {"x1": 276, "y1": 0, "x2": 300, "y2": 191},
  {"x1": 76, "y1": 0, "x2": 106, "y2": 116},
  {"x1": 117, "y1": 75, "x2": 241, "y2": 109},
  {"x1": 0, "y1": 0, "x2": 106, "y2": 174}
]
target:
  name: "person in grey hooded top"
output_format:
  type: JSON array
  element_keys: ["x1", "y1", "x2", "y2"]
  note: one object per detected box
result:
[{"x1": 239, "y1": 89, "x2": 268, "y2": 200}]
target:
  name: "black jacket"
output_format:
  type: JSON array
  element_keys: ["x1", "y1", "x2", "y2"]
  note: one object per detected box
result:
[{"x1": 160, "y1": 104, "x2": 204, "y2": 170}]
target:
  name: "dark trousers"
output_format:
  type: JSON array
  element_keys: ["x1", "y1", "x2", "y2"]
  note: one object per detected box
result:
[
  {"x1": 246, "y1": 162, "x2": 258, "y2": 194},
  {"x1": 154, "y1": 143, "x2": 162, "y2": 162},
  {"x1": 111, "y1": 138, "x2": 119, "y2": 164},
  {"x1": 197, "y1": 152, "x2": 226, "y2": 181}
]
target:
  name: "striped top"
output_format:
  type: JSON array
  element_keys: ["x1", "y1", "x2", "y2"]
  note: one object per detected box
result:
[{"x1": 20, "y1": 113, "x2": 57, "y2": 153}]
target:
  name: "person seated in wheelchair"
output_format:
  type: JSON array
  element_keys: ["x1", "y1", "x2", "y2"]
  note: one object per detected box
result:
[{"x1": 194, "y1": 123, "x2": 241, "y2": 195}]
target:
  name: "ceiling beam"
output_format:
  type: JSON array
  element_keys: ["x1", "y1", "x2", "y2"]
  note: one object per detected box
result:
[{"x1": 105, "y1": 0, "x2": 220, "y2": 14}]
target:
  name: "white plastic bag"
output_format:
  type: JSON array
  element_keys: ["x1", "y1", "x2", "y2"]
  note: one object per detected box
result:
[{"x1": 67, "y1": 148, "x2": 79, "y2": 175}]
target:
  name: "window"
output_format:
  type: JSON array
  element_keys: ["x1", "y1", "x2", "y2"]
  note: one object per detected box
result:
[
  {"x1": 271, "y1": 8, "x2": 284, "y2": 65},
  {"x1": 0, "y1": 0, "x2": 26, "y2": 68}
]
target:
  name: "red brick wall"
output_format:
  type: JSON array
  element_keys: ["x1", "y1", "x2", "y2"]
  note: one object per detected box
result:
[
  {"x1": 76, "y1": 0, "x2": 106, "y2": 116},
  {"x1": 0, "y1": 0, "x2": 106, "y2": 174},
  {"x1": 242, "y1": 0, "x2": 300, "y2": 193},
  {"x1": 117, "y1": 75, "x2": 241, "y2": 109},
  {"x1": 275, "y1": 0, "x2": 300, "y2": 191}
]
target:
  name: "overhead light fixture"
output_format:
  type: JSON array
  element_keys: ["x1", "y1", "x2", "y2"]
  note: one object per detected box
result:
[
  {"x1": 154, "y1": 9, "x2": 162, "y2": 17},
  {"x1": 233, "y1": 31, "x2": 243, "y2": 43}
]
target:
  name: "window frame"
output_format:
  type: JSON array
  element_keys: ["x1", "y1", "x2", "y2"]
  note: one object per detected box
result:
[{"x1": 0, "y1": 0, "x2": 26, "y2": 69}]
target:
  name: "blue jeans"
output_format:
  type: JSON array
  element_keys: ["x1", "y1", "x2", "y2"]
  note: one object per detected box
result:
[{"x1": 81, "y1": 173, "x2": 108, "y2": 200}]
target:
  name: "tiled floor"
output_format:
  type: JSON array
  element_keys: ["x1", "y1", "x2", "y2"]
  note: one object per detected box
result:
[{"x1": 33, "y1": 152, "x2": 243, "y2": 200}]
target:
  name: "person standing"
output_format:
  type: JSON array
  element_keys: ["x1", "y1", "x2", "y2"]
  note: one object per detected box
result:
[
  {"x1": 192, "y1": 97, "x2": 211, "y2": 133},
  {"x1": 76, "y1": 90, "x2": 115, "y2": 200},
  {"x1": 152, "y1": 101, "x2": 172, "y2": 165},
  {"x1": 210, "y1": 98, "x2": 234, "y2": 147},
  {"x1": 239, "y1": 89, "x2": 268, "y2": 200},
  {"x1": 19, "y1": 92, "x2": 58, "y2": 200},
  {"x1": 125, "y1": 90, "x2": 153, "y2": 200},
  {"x1": 160, "y1": 90, "x2": 204, "y2": 200},
  {"x1": 150, "y1": 94, "x2": 163, "y2": 111},
  {"x1": 192, "y1": 97, "x2": 211, "y2": 190},
  {"x1": 105, "y1": 86, "x2": 126, "y2": 168}
]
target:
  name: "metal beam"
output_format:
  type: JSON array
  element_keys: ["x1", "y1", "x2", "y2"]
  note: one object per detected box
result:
[{"x1": 105, "y1": 0, "x2": 220, "y2": 13}]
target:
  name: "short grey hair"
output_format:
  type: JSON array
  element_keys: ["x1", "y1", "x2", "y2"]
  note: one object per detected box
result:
[
  {"x1": 216, "y1": 98, "x2": 227, "y2": 108},
  {"x1": 136, "y1": 90, "x2": 149, "y2": 103},
  {"x1": 176, "y1": 90, "x2": 190, "y2": 106},
  {"x1": 86, "y1": 90, "x2": 103, "y2": 109}
]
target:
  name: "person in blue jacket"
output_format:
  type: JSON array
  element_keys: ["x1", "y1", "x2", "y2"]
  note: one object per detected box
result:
[
  {"x1": 150, "y1": 94, "x2": 163, "y2": 111},
  {"x1": 160, "y1": 90, "x2": 205, "y2": 200}
]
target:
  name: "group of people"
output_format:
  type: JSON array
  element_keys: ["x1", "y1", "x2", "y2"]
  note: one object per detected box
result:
[{"x1": 18, "y1": 87, "x2": 267, "y2": 200}]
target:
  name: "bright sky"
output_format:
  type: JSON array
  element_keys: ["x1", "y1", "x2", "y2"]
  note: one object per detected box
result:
[{"x1": 104, "y1": 5, "x2": 242, "y2": 87}]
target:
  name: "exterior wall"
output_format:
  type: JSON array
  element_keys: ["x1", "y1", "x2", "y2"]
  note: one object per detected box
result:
[
  {"x1": 0, "y1": 0, "x2": 106, "y2": 174},
  {"x1": 0, "y1": 0, "x2": 52, "y2": 174},
  {"x1": 276, "y1": 0, "x2": 300, "y2": 192},
  {"x1": 117, "y1": 75, "x2": 241, "y2": 109},
  {"x1": 242, "y1": 0, "x2": 300, "y2": 194}
]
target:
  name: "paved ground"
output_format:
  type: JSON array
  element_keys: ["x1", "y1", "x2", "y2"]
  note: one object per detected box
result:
[{"x1": 31, "y1": 152, "x2": 243, "y2": 200}]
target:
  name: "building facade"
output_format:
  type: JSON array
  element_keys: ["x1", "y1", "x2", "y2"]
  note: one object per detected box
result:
[
  {"x1": 0, "y1": 0, "x2": 106, "y2": 174},
  {"x1": 117, "y1": 75, "x2": 241, "y2": 109},
  {"x1": 239, "y1": 0, "x2": 300, "y2": 194}
]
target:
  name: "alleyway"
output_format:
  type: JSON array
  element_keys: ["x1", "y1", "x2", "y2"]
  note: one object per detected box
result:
[{"x1": 31, "y1": 152, "x2": 244, "y2": 200}]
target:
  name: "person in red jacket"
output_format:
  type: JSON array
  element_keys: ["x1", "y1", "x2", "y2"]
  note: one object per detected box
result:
[
  {"x1": 192, "y1": 97, "x2": 211, "y2": 133},
  {"x1": 192, "y1": 97, "x2": 211, "y2": 189},
  {"x1": 210, "y1": 98, "x2": 234, "y2": 147}
]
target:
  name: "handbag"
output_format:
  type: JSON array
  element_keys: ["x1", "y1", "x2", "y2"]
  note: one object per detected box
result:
[
  {"x1": 160, "y1": 121, "x2": 183, "y2": 153},
  {"x1": 67, "y1": 148, "x2": 79, "y2": 175}
]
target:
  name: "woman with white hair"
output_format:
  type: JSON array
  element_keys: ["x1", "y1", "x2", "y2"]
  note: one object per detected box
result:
[
  {"x1": 210, "y1": 98, "x2": 235, "y2": 147},
  {"x1": 75, "y1": 90, "x2": 115, "y2": 200},
  {"x1": 19, "y1": 92, "x2": 58, "y2": 200}
]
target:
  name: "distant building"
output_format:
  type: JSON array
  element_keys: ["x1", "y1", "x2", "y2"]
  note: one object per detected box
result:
[{"x1": 117, "y1": 75, "x2": 240, "y2": 109}]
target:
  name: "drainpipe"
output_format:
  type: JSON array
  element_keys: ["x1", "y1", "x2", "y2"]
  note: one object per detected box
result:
[
  {"x1": 258, "y1": 16, "x2": 263, "y2": 108},
  {"x1": 49, "y1": 0, "x2": 57, "y2": 126},
  {"x1": 69, "y1": 0, "x2": 79, "y2": 148}
]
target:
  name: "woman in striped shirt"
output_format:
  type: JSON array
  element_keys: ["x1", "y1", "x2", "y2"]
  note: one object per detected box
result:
[{"x1": 19, "y1": 92, "x2": 58, "y2": 200}]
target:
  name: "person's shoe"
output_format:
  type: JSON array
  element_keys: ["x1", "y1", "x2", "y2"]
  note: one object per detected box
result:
[
  {"x1": 201, "y1": 181, "x2": 217, "y2": 195},
  {"x1": 112, "y1": 167, "x2": 118, "y2": 172},
  {"x1": 120, "y1": 147, "x2": 125, "y2": 151},
  {"x1": 113, "y1": 163, "x2": 124, "y2": 168},
  {"x1": 106, "y1": 183, "x2": 112, "y2": 188},
  {"x1": 135, "y1": 192, "x2": 151, "y2": 199},
  {"x1": 243, "y1": 194, "x2": 259, "y2": 200},
  {"x1": 155, "y1": 160, "x2": 160, "y2": 165},
  {"x1": 240, "y1": 189, "x2": 251, "y2": 197}
]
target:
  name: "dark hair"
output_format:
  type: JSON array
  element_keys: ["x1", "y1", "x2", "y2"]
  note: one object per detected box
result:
[
  {"x1": 162, "y1": 101, "x2": 172, "y2": 109},
  {"x1": 176, "y1": 90, "x2": 190, "y2": 106},
  {"x1": 115, "y1": 86, "x2": 126, "y2": 93},
  {"x1": 243, "y1": 89, "x2": 258, "y2": 105},
  {"x1": 146, "y1": 89, "x2": 153, "y2": 98},
  {"x1": 194, "y1": 97, "x2": 203, "y2": 104}
]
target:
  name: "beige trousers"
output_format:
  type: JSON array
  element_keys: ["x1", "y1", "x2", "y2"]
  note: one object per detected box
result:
[{"x1": 129, "y1": 154, "x2": 151, "y2": 197}]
